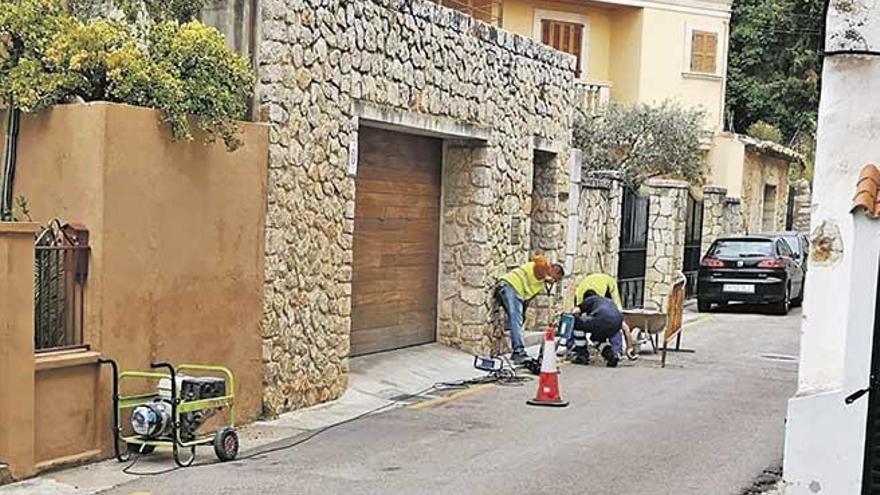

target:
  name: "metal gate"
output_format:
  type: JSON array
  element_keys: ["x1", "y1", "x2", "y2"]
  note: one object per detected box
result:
[
  {"x1": 617, "y1": 187, "x2": 649, "y2": 309},
  {"x1": 683, "y1": 194, "x2": 704, "y2": 299},
  {"x1": 34, "y1": 221, "x2": 90, "y2": 352}
]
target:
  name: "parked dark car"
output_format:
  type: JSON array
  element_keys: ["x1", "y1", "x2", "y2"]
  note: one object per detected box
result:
[
  {"x1": 779, "y1": 231, "x2": 810, "y2": 272},
  {"x1": 697, "y1": 235, "x2": 806, "y2": 315}
]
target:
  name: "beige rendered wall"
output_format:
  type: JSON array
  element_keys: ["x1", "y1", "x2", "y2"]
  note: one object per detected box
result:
[
  {"x1": 502, "y1": 0, "x2": 617, "y2": 81},
  {"x1": 636, "y1": 8, "x2": 729, "y2": 131},
  {"x1": 12, "y1": 102, "x2": 268, "y2": 469},
  {"x1": 740, "y1": 150, "x2": 791, "y2": 234},
  {"x1": 0, "y1": 223, "x2": 40, "y2": 480},
  {"x1": 706, "y1": 132, "x2": 746, "y2": 198},
  {"x1": 608, "y1": 8, "x2": 644, "y2": 103}
]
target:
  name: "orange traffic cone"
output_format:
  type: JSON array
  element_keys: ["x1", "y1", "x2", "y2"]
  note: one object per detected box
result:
[{"x1": 527, "y1": 324, "x2": 569, "y2": 408}]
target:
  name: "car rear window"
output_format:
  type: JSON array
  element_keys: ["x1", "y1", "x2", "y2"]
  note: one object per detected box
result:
[{"x1": 710, "y1": 239, "x2": 775, "y2": 258}]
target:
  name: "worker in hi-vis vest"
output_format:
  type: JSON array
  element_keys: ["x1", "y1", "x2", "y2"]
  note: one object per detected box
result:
[
  {"x1": 567, "y1": 272, "x2": 636, "y2": 361},
  {"x1": 495, "y1": 255, "x2": 564, "y2": 364}
]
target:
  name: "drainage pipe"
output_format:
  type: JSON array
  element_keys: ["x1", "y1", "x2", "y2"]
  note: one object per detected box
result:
[{"x1": 1, "y1": 98, "x2": 21, "y2": 221}]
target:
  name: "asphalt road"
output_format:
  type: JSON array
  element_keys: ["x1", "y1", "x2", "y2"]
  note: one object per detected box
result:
[{"x1": 103, "y1": 306, "x2": 800, "y2": 495}]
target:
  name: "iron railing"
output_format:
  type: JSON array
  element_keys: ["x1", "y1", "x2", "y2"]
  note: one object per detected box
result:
[
  {"x1": 429, "y1": 0, "x2": 502, "y2": 25},
  {"x1": 34, "y1": 221, "x2": 90, "y2": 352}
]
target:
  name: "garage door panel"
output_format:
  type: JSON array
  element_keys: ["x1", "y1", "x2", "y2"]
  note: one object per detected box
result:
[
  {"x1": 355, "y1": 205, "x2": 441, "y2": 222},
  {"x1": 352, "y1": 253, "x2": 441, "y2": 272},
  {"x1": 351, "y1": 126, "x2": 442, "y2": 356},
  {"x1": 352, "y1": 282, "x2": 439, "y2": 306},
  {"x1": 358, "y1": 179, "x2": 440, "y2": 196}
]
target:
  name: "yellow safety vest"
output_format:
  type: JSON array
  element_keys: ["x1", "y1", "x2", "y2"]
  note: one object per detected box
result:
[
  {"x1": 501, "y1": 262, "x2": 546, "y2": 301},
  {"x1": 574, "y1": 273, "x2": 623, "y2": 309}
]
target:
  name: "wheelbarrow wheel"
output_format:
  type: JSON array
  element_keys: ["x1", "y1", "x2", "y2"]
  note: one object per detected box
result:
[
  {"x1": 214, "y1": 427, "x2": 239, "y2": 462},
  {"x1": 127, "y1": 443, "x2": 155, "y2": 455}
]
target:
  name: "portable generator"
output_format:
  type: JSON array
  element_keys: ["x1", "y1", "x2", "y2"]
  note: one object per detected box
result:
[{"x1": 98, "y1": 359, "x2": 240, "y2": 467}]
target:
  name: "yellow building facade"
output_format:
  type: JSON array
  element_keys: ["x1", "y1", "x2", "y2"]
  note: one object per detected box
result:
[{"x1": 499, "y1": 0, "x2": 731, "y2": 132}]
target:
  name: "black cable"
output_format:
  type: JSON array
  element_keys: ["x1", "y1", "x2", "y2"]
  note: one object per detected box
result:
[
  {"x1": 114, "y1": 363, "x2": 531, "y2": 478},
  {"x1": 114, "y1": 383, "x2": 440, "y2": 477},
  {"x1": 822, "y1": 49, "x2": 880, "y2": 57}
]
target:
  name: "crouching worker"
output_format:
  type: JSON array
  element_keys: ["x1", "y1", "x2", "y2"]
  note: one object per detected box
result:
[
  {"x1": 573, "y1": 273, "x2": 637, "y2": 360},
  {"x1": 496, "y1": 255, "x2": 565, "y2": 364},
  {"x1": 572, "y1": 290, "x2": 624, "y2": 367}
]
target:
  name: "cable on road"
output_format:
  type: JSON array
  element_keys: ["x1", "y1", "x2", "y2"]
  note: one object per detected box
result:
[{"x1": 116, "y1": 362, "x2": 530, "y2": 477}]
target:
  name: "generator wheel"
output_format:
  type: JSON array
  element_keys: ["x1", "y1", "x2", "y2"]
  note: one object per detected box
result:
[
  {"x1": 127, "y1": 443, "x2": 155, "y2": 455},
  {"x1": 213, "y1": 427, "x2": 239, "y2": 462}
]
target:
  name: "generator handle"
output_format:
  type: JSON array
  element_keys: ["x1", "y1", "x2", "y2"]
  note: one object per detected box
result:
[
  {"x1": 150, "y1": 361, "x2": 191, "y2": 465},
  {"x1": 97, "y1": 357, "x2": 129, "y2": 462}
]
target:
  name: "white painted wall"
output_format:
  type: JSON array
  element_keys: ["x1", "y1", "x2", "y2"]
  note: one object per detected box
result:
[{"x1": 783, "y1": 2, "x2": 880, "y2": 493}]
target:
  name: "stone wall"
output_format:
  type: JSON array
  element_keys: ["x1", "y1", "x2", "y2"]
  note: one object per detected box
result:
[
  {"x1": 701, "y1": 186, "x2": 728, "y2": 256},
  {"x1": 723, "y1": 197, "x2": 743, "y2": 236},
  {"x1": 791, "y1": 178, "x2": 812, "y2": 233},
  {"x1": 258, "y1": 0, "x2": 576, "y2": 415},
  {"x1": 644, "y1": 179, "x2": 689, "y2": 309}
]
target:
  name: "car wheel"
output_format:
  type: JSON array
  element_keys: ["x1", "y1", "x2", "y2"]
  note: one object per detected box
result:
[
  {"x1": 772, "y1": 285, "x2": 790, "y2": 316},
  {"x1": 791, "y1": 283, "x2": 805, "y2": 308},
  {"x1": 697, "y1": 299, "x2": 712, "y2": 312}
]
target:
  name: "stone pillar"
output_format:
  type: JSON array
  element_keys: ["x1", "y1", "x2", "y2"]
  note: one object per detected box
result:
[
  {"x1": 701, "y1": 185, "x2": 728, "y2": 256},
  {"x1": 792, "y1": 178, "x2": 813, "y2": 233},
  {"x1": 438, "y1": 144, "x2": 497, "y2": 354},
  {"x1": 0, "y1": 222, "x2": 39, "y2": 480},
  {"x1": 644, "y1": 179, "x2": 689, "y2": 309},
  {"x1": 528, "y1": 151, "x2": 567, "y2": 329},
  {"x1": 723, "y1": 197, "x2": 744, "y2": 235}
]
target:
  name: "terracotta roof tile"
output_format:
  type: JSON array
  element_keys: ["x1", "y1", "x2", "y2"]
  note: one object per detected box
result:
[{"x1": 852, "y1": 164, "x2": 880, "y2": 218}]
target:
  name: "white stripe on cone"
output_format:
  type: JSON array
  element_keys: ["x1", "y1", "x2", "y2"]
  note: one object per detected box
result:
[{"x1": 541, "y1": 330, "x2": 558, "y2": 373}]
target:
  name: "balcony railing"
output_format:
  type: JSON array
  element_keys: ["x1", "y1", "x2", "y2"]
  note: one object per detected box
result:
[
  {"x1": 575, "y1": 80, "x2": 613, "y2": 115},
  {"x1": 429, "y1": 0, "x2": 502, "y2": 26}
]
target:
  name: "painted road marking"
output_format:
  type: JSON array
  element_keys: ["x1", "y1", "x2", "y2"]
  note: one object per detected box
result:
[{"x1": 408, "y1": 384, "x2": 494, "y2": 410}]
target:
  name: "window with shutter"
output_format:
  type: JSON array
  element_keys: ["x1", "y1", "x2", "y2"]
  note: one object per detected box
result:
[
  {"x1": 690, "y1": 30, "x2": 718, "y2": 74},
  {"x1": 541, "y1": 19, "x2": 584, "y2": 78}
]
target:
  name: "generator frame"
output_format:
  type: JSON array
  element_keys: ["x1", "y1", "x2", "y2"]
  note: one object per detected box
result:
[{"x1": 98, "y1": 358, "x2": 238, "y2": 467}]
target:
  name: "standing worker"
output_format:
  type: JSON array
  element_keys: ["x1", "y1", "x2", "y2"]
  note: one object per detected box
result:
[
  {"x1": 496, "y1": 255, "x2": 565, "y2": 364},
  {"x1": 569, "y1": 272, "x2": 637, "y2": 360}
]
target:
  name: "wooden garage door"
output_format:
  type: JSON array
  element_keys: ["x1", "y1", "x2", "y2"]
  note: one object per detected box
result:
[{"x1": 351, "y1": 127, "x2": 442, "y2": 356}]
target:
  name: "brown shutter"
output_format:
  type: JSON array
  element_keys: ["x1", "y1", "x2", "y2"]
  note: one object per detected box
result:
[
  {"x1": 704, "y1": 33, "x2": 718, "y2": 73},
  {"x1": 691, "y1": 30, "x2": 718, "y2": 74},
  {"x1": 539, "y1": 19, "x2": 584, "y2": 78}
]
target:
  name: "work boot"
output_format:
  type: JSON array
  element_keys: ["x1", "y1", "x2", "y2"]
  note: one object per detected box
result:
[
  {"x1": 571, "y1": 351, "x2": 589, "y2": 366},
  {"x1": 510, "y1": 351, "x2": 530, "y2": 366},
  {"x1": 601, "y1": 345, "x2": 619, "y2": 368}
]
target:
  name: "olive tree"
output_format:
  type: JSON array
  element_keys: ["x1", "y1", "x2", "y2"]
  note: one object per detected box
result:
[{"x1": 574, "y1": 101, "x2": 707, "y2": 186}]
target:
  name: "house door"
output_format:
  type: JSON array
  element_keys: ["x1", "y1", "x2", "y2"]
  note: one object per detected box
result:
[
  {"x1": 683, "y1": 194, "x2": 704, "y2": 299},
  {"x1": 350, "y1": 127, "x2": 442, "y2": 357},
  {"x1": 617, "y1": 187, "x2": 649, "y2": 308}
]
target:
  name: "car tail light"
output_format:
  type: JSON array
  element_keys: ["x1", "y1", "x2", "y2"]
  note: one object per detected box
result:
[
  {"x1": 701, "y1": 257, "x2": 724, "y2": 268},
  {"x1": 758, "y1": 259, "x2": 786, "y2": 268}
]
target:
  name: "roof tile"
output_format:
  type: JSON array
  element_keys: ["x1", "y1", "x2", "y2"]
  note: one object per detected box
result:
[{"x1": 852, "y1": 164, "x2": 880, "y2": 218}]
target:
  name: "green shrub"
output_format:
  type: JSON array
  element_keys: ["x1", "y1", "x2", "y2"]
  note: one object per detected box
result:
[
  {"x1": 0, "y1": 0, "x2": 253, "y2": 151},
  {"x1": 746, "y1": 121, "x2": 784, "y2": 144}
]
